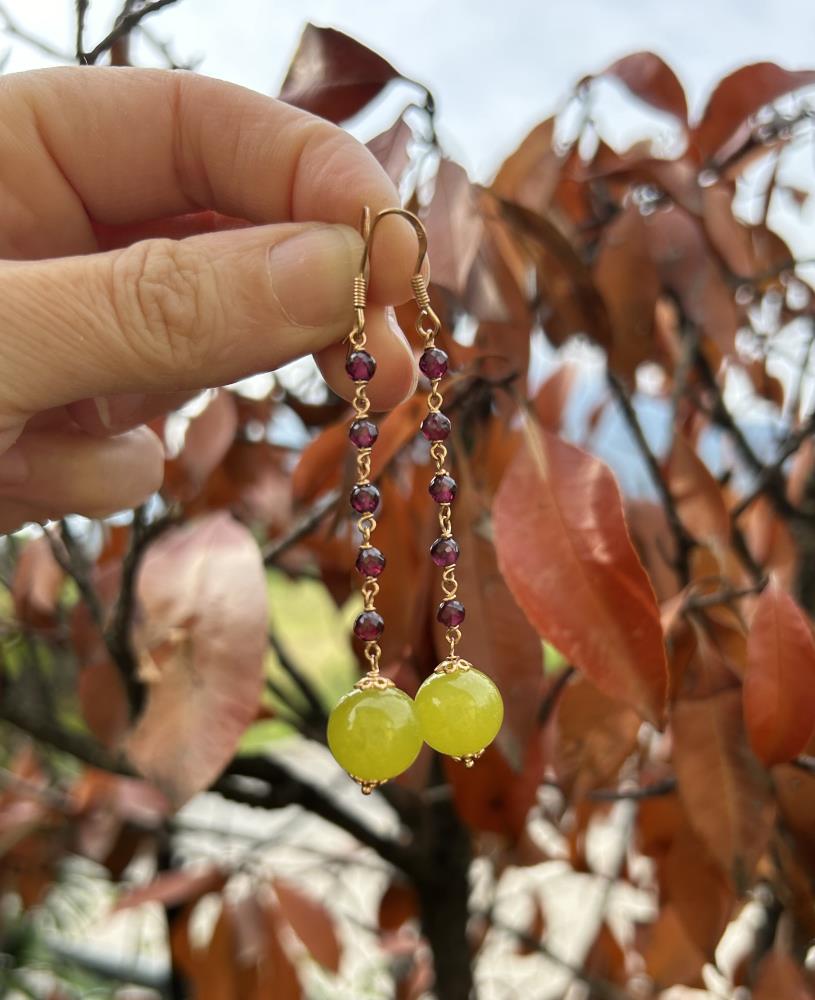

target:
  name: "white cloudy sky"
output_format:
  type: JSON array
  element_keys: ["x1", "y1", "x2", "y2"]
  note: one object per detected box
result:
[{"x1": 4, "y1": 0, "x2": 815, "y2": 180}]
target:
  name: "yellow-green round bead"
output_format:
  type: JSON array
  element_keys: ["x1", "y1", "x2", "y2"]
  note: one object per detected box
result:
[
  {"x1": 327, "y1": 685, "x2": 423, "y2": 783},
  {"x1": 415, "y1": 665, "x2": 503, "y2": 758}
]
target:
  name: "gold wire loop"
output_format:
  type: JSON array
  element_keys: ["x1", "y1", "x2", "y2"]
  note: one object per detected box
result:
[
  {"x1": 441, "y1": 565, "x2": 458, "y2": 599},
  {"x1": 359, "y1": 206, "x2": 429, "y2": 281}
]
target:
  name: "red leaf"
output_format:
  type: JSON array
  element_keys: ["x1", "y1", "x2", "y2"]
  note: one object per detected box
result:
[
  {"x1": 367, "y1": 114, "x2": 413, "y2": 185},
  {"x1": 166, "y1": 390, "x2": 239, "y2": 501},
  {"x1": 492, "y1": 117, "x2": 560, "y2": 211},
  {"x1": 12, "y1": 536, "x2": 64, "y2": 625},
  {"x1": 493, "y1": 423, "x2": 668, "y2": 723},
  {"x1": 378, "y1": 880, "x2": 419, "y2": 933},
  {"x1": 279, "y1": 24, "x2": 400, "y2": 124},
  {"x1": 114, "y1": 865, "x2": 226, "y2": 912},
  {"x1": 671, "y1": 688, "x2": 776, "y2": 888},
  {"x1": 665, "y1": 433, "x2": 730, "y2": 546},
  {"x1": 753, "y1": 952, "x2": 815, "y2": 1000},
  {"x1": 744, "y1": 581, "x2": 815, "y2": 766},
  {"x1": 593, "y1": 203, "x2": 661, "y2": 376},
  {"x1": 272, "y1": 879, "x2": 341, "y2": 972},
  {"x1": 693, "y1": 63, "x2": 815, "y2": 163},
  {"x1": 422, "y1": 160, "x2": 484, "y2": 299},
  {"x1": 126, "y1": 513, "x2": 268, "y2": 807},
  {"x1": 600, "y1": 52, "x2": 688, "y2": 122},
  {"x1": 533, "y1": 364, "x2": 577, "y2": 434}
]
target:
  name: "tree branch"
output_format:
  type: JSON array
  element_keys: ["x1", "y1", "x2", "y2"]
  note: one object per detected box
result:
[
  {"x1": 731, "y1": 411, "x2": 815, "y2": 519},
  {"x1": 607, "y1": 372, "x2": 695, "y2": 584},
  {"x1": 589, "y1": 777, "x2": 677, "y2": 802},
  {"x1": 80, "y1": 0, "x2": 183, "y2": 65},
  {"x1": 216, "y1": 755, "x2": 414, "y2": 874}
]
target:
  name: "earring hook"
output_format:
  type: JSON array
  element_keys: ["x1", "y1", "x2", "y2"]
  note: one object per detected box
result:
[{"x1": 358, "y1": 206, "x2": 429, "y2": 282}]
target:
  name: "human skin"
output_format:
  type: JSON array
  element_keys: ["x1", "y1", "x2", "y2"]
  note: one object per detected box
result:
[{"x1": 0, "y1": 67, "x2": 420, "y2": 534}]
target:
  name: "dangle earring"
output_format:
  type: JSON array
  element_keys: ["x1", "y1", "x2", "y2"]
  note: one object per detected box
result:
[
  {"x1": 402, "y1": 214, "x2": 504, "y2": 767},
  {"x1": 326, "y1": 207, "x2": 423, "y2": 794}
]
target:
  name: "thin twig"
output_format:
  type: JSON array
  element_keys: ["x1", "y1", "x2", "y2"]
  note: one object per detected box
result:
[
  {"x1": 683, "y1": 581, "x2": 766, "y2": 612},
  {"x1": 0, "y1": 2, "x2": 71, "y2": 60},
  {"x1": 731, "y1": 411, "x2": 815, "y2": 519},
  {"x1": 75, "y1": 0, "x2": 89, "y2": 62},
  {"x1": 81, "y1": 0, "x2": 183, "y2": 65},
  {"x1": 216, "y1": 755, "x2": 414, "y2": 874},
  {"x1": 268, "y1": 630, "x2": 327, "y2": 724},
  {"x1": 537, "y1": 665, "x2": 575, "y2": 725},
  {"x1": 45, "y1": 521, "x2": 105, "y2": 631},
  {"x1": 607, "y1": 372, "x2": 695, "y2": 584},
  {"x1": 588, "y1": 777, "x2": 678, "y2": 802}
]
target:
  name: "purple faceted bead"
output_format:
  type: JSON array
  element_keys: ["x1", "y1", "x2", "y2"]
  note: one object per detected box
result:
[
  {"x1": 430, "y1": 536, "x2": 460, "y2": 567},
  {"x1": 349, "y1": 418, "x2": 378, "y2": 448},
  {"x1": 356, "y1": 546, "x2": 386, "y2": 578},
  {"x1": 353, "y1": 609, "x2": 384, "y2": 641},
  {"x1": 421, "y1": 412, "x2": 451, "y2": 441},
  {"x1": 350, "y1": 483, "x2": 380, "y2": 514},
  {"x1": 437, "y1": 599, "x2": 466, "y2": 627},
  {"x1": 429, "y1": 474, "x2": 457, "y2": 504},
  {"x1": 419, "y1": 347, "x2": 449, "y2": 380},
  {"x1": 346, "y1": 350, "x2": 376, "y2": 382}
]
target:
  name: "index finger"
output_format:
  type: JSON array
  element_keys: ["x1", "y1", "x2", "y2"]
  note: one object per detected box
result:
[{"x1": 6, "y1": 67, "x2": 419, "y2": 301}]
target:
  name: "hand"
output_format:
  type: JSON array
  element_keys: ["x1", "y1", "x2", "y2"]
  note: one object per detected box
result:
[{"x1": 0, "y1": 67, "x2": 420, "y2": 534}]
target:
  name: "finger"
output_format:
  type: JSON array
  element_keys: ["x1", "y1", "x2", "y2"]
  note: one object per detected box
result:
[
  {"x1": 67, "y1": 391, "x2": 196, "y2": 436},
  {"x1": 10, "y1": 68, "x2": 422, "y2": 302},
  {"x1": 92, "y1": 212, "x2": 252, "y2": 251},
  {"x1": 0, "y1": 427, "x2": 164, "y2": 516},
  {"x1": 315, "y1": 306, "x2": 417, "y2": 410},
  {"x1": 0, "y1": 222, "x2": 409, "y2": 417}
]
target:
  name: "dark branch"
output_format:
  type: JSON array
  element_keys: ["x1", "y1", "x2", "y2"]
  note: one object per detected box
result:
[
  {"x1": 607, "y1": 372, "x2": 695, "y2": 584},
  {"x1": 80, "y1": 0, "x2": 183, "y2": 65},
  {"x1": 732, "y1": 411, "x2": 815, "y2": 519},
  {"x1": 75, "y1": 0, "x2": 89, "y2": 62},
  {"x1": 538, "y1": 665, "x2": 575, "y2": 725},
  {"x1": 46, "y1": 521, "x2": 105, "y2": 631},
  {"x1": 268, "y1": 630, "x2": 327, "y2": 725},
  {"x1": 589, "y1": 777, "x2": 677, "y2": 802},
  {"x1": 216, "y1": 755, "x2": 414, "y2": 874}
]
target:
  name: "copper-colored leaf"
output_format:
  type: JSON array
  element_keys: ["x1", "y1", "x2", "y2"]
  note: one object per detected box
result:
[
  {"x1": 637, "y1": 905, "x2": 705, "y2": 989},
  {"x1": 378, "y1": 880, "x2": 419, "y2": 933},
  {"x1": 533, "y1": 364, "x2": 577, "y2": 433},
  {"x1": 279, "y1": 24, "x2": 400, "y2": 123},
  {"x1": 744, "y1": 580, "x2": 815, "y2": 766},
  {"x1": 422, "y1": 160, "x2": 483, "y2": 299},
  {"x1": 167, "y1": 390, "x2": 239, "y2": 500},
  {"x1": 593, "y1": 203, "x2": 660, "y2": 376},
  {"x1": 600, "y1": 52, "x2": 688, "y2": 122},
  {"x1": 666, "y1": 433, "x2": 730, "y2": 546},
  {"x1": 753, "y1": 951, "x2": 815, "y2": 1000},
  {"x1": 693, "y1": 63, "x2": 815, "y2": 163},
  {"x1": 126, "y1": 513, "x2": 268, "y2": 807},
  {"x1": 114, "y1": 865, "x2": 226, "y2": 912},
  {"x1": 272, "y1": 879, "x2": 341, "y2": 972},
  {"x1": 493, "y1": 423, "x2": 668, "y2": 723},
  {"x1": 12, "y1": 536, "x2": 64, "y2": 625},
  {"x1": 553, "y1": 676, "x2": 640, "y2": 799},
  {"x1": 671, "y1": 688, "x2": 775, "y2": 887},
  {"x1": 584, "y1": 923, "x2": 627, "y2": 985},
  {"x1": 367, "y1": 114, "x2": 413, "y2": 185},
  {"x1": 702, "y1": 180, "x2": 793, "y2": 281},
  {"x1": 491, "y1": 117, "x2": 560, "y2": 211}
]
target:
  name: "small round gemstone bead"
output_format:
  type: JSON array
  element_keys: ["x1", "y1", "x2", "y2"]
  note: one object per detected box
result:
[
  {"x1": 353, "y1": 609, "x2": 384, "y2": 641},
  {"x1": 419, "y1": 347, "x2": 449, "y2": 380},
  {"x1": 437, "y1": 599, "x2": 466, "y2": 626},
  {"x1": 349, "y1": 419, "x2": 378, "y2": 448},
  {"x1": 421, "y1": 412, "x2": 451, "y2": 441},
  {"x1": 350, "y1": 483, "x2": 380, "y2": 514},
  {"x1": 415, "y1": 665, "x2": 503, "y2": 758},
  {"x1": 356, "y1": 546, "x2": 386, "y2": 578},
  {"x1": 346, "y1": 350, "x2": 377, "y2": 381},
  {"x1": 327, "y1": 685, "x2": 423, "y2": 783},
  {"x1": 429, "y1": 474, "x2": 457, "y2": 504},
  {"x1": 430, "y1": 536, "x2": 460, "y2": 567}
]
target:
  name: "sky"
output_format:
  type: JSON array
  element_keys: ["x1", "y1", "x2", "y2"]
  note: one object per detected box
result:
[{"x1": 4, "y1": 0, "x2": 815, "y2": 180}]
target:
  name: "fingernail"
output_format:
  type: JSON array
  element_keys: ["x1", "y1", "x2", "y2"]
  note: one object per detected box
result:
[
  {"x1": 94, "y1": 397, "x2": 113, "y2": 429},
  {"x1": 0, "y1": 445, "x2": 29, "y2": 485},
  {"x1": 268, "y1": 226, "x2": 359, "y2": 328}
]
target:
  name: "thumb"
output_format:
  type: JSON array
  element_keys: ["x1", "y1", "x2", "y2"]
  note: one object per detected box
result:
[{"x1": 0, "y1": 223, "x2": 369, "y2": 424}]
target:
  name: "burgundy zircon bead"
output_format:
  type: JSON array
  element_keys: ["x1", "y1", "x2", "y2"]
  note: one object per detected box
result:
[
  {"x1": 419, "y1": 347, "x2": 449, "y2": 380},
  {"x1": 421, "y1": 412, "x2": 451, "y2": 441},
  {"x1": 353, "y1": 610, "x2": 384, "y2": 641},
  {"x1": 429, "y1": 474, "x2": 457, "y2": 504},
  {"x1": 437, "y1": 599, "x2": 466, "y2": 627},
  {"x1": 350, "y1": 483, "x2": 380, "y2": 514},
  {"x1": 346, "y1": 350, "x2": 377, "y2": 381},
  {"x1": 430, "y1": 536, "x2": 460, "y2": 567},
  {"x1": 349, "y1": 418, "x2": 378, "y2": 448},
  {"x1": 356, "y1": 546, "x2": 386, "y2": 578}
]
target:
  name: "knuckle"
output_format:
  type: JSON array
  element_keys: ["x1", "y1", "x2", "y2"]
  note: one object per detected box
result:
[{"x1": 112, "y1": 238, "x2": 219, "y2": 373}]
